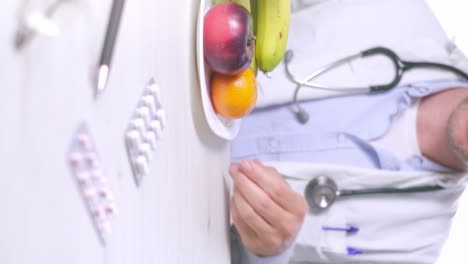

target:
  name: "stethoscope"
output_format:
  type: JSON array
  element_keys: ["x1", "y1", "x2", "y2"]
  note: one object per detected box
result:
[
  {"x1": 284, "y1": 46, "x2": 468, "y2": 124},
  {"x1": 283, "y1": 174, "x2": 445, "y2": 213}
]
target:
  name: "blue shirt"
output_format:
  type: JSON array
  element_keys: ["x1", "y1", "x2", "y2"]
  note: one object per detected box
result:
[{"x1": 231, "y1": 79, "x2": 468, "y2": 172}]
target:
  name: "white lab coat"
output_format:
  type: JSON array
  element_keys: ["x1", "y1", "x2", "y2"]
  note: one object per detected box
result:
[{"x1": 267, "y1": 162, "x2": 466, "y2": 263}]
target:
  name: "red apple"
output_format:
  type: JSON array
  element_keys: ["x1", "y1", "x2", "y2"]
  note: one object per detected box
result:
[{"x1": 204, "y1": 3, "x2": 254, "y2": 75}]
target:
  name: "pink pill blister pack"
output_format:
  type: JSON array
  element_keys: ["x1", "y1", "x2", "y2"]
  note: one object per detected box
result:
[{"x1": 67, "y1": 122, "x2": 118, "y2": 245}]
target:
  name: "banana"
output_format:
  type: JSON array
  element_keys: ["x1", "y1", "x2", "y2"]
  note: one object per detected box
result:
[
  {"x1": 249, "y1": 0, "x2": 258, "y2": 76},
  {"x1": 255, "y1": 0, "x2": 291, "y2": 73},
  {"x1": 250, "y1": 0, "x2": 257, "y2": 34},
  {"x1": 213, "y1": 0, "x2": 258, "y2": 76}
]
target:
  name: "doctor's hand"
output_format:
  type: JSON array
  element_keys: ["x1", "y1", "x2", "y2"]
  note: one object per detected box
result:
[{"x1": 229, "y1": 160, "x2": 308, "y2": 257}]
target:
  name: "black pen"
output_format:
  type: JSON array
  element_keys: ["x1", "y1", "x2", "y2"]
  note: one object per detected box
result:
[{"x1": 96, "y1": 0, "x2": 126, "y2": 95}]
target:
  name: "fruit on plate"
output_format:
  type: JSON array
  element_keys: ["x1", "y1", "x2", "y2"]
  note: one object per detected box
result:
[
  {"x1": 211, "y1": 68, "x2": 258, "y2": 119},
  {"x1": 255, "y1": 0, "x2": 291, "y2": 73},
  {"x1": 213, "y1": 0, "x2": 258, "y2": 76},
  {"x1": 204, "y1": 3, "x2": 255, "y2": 75}
]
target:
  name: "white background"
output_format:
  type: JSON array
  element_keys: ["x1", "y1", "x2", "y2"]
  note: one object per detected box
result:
[{"x1": 427, "y1": 2, "x2": 468, "y2": 264}]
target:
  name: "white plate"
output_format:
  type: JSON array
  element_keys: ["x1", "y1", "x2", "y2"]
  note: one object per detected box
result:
[{"x1": 196, "y1": 0, "x2": 242, "y2": 140}]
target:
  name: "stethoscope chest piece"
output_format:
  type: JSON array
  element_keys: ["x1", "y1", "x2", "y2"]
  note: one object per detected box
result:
[
  {"x1": 303, "y1": 174, "x2": 446, "y2": 214},
  {"x1": 305, "y1": 175, "x2": 338, "y2": 212},
  {"x1": 295, "y1": 108, "x2": 310, "y2": 124}
]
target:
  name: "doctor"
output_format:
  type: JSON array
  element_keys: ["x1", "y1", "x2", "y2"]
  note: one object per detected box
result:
[
  {"x1": 229, "y1": 1, "x2": 468, "y2": 263},
  {"x1": 230, "y1": 81, "x2": 468, "y2": 263}
]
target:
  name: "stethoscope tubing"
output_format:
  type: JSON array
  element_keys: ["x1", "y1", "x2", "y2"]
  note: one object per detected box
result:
[
  {"x1": 285, "y1": 46, "x2": 468, "y2": 124},
  {"x1": 286, "y1": 47, "x2": 468, "y2": 93},
  {"x1": 283, "y1": 174, "x2": 445, "y2": 196},
  {"x1": 285, "y1": 50, "x2": 371, "y2": 93},
  {"x1": 338, "y1": 185, "x2": 444, "y2": 197},
  {"x1": 284, "y1": 173, "x2": 446, "y2": 212}
]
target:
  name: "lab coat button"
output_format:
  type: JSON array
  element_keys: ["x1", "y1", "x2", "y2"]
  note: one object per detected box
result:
[
  {"x1": 336, "y1": 133, "x2": 347, "y2": 144},
  {"x1": 268, "y1": 138, "x2": 281, "y2": 151},
  {"x1": 417, "y1": 86, "x2": 429, "y2": 94}
]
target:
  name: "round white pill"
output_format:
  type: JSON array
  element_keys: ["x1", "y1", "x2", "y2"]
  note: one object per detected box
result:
[
  {"x1": 155, "y1": 109, "x2": 167, "y2": 129},
  {"x1": 135, "y1": 155, "x2": 149, "y2": 176},
  {"x1": 136, "y1": 107, "x2": 151, "y2": 125},
  {"x1": 142, "y1": 95, "x2": 158, "y2": 115},
  {"x1": 149, "y1": 120, "x2": 163, "y2": 139},
  {"x1": 144, "y1": 131, "x2": 157, "y2": 150}
]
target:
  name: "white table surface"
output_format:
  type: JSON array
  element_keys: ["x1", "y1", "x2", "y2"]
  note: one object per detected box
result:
[{"x1": 0, "y1": 1, "x2": 230, "y2": 264}]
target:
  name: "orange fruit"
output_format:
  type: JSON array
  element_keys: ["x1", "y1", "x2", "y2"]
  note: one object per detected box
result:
[{"x1": 211, "y1": 68, "x2": 258, "y2": 119}]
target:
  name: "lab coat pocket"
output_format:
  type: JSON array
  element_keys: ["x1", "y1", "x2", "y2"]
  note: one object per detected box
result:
[{"x1": 291, "y1": 209, "x2": 352, "y2": 263}]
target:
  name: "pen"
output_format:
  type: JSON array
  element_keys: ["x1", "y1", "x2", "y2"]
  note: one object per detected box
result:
[
  {"x1": 96, "y1": 0, "x2": 126, "y2": 95},
  {"x1": 347, "y1": 247, "x2": 364, "y2": 256},
  {"x1": 322, "y1": 225, "x2": 359, "y2": 234}
]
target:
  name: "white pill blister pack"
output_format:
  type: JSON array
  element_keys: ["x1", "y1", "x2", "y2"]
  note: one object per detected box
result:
[
  {"x1": 67, "y1": 122, "x2": 118, "y2": 245},
  {"x1": 125, "y1": 78, "x2": 167, "y2": 186}
]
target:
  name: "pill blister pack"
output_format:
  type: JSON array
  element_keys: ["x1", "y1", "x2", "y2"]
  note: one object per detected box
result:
[
  {"x1": 125, "y1": 78, "x2": 167, "y2": 186},
  {"x1": 67, "y1": 122, "x2": 118, "y2": 245}
]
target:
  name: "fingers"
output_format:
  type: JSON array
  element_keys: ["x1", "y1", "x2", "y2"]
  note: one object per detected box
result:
[
  {"x1": 231, "y1": 197, "x2": 257, "y2": 240},
  {"x1": 237, "y1": 160, "x2": 306, "y2": 215},
  {"x1": 229, "y1": 160, "x2": 309, "y2": 257},
  {"x1": 230, "y1": 163, "x2": 291, "y2": 229},
  {"x1": 231, "y1": 187, "x2": 273, "y2": 236},
  {"x1": 231, "y1": 195, "x2": 285, "y2": 257}
]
